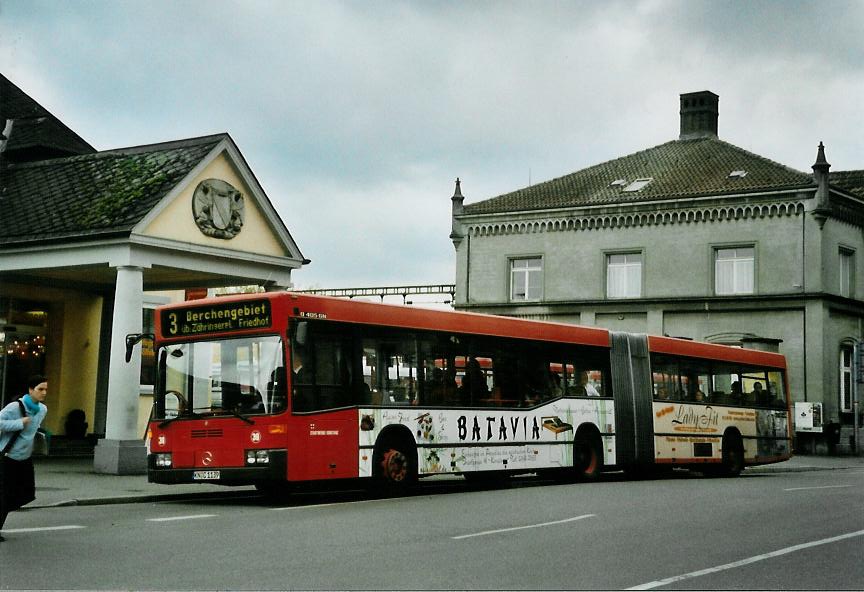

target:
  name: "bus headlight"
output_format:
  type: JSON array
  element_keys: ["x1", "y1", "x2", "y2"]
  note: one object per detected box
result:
[
  {"x1": 154, "y1": 453, "x2": 173, "y2": 468},
  {"x1": 245, "y1": 450, "x2": 270, "y2": 465}
]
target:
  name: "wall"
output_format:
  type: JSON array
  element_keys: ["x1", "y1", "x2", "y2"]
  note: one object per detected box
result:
[
  {"x1": 141, "y1": 151, "x2": 288, "y2": 258},
  {"x1": 1, "y1": 283, "x2": 102, "y2": 436},
  {"x1": 454, "y1": 202, "x2": 863, "y2": 418},
  {"x1": 54, "y1": 293, "x2": 102, "y2": 436},
  {"x1": 458, "y1": 209, "x2": 805, "y2": 305}
]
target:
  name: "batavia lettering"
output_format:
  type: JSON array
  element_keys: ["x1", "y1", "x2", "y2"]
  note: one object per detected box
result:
[{"x1": 457, "y1": 415, "x2": 541, "y2": 442}]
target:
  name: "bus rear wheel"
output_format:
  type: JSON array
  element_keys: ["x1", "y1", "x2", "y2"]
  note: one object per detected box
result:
[
  {"x1": 706, "y1": 433, "x2": 744, "y2": 477},
  {"x1": 573, "y1": 433, "x2": 602, "y2": 480},
  {"x1": 720, "y1": 434, "x2": 744, "y2": 477}
]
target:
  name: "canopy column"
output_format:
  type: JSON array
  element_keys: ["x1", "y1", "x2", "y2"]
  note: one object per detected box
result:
[{"x1": 94, "y1": 265, "x2": 147, "y2": 474}]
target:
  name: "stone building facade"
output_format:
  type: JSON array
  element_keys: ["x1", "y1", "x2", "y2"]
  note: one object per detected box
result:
[{"x1": 450, "y1": 91, "x2": 864, "y2": 454}]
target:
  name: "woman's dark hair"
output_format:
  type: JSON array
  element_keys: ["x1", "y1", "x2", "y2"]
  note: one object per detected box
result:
[{"x1": 27, "y1": 374, "x2": 47, "y2": 390}]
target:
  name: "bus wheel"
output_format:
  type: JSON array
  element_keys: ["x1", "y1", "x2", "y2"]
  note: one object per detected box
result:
[
  {"x1": 573, "y1": 432, "x2": 602, "y2": 480},
  {"x1": 719, "y1": 434, "x2": 744, "y2": 477},
  {"x1": 381, "y1": 449, "x2": 409, "y2": 482},
  {"x1": 373, "y1": 438, "x2": 417, "y2": 496}
]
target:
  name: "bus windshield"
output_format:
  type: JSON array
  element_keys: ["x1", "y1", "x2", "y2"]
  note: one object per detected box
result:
[{"x1": 156, "y1": 334, "x2": 286, "y2": 419}]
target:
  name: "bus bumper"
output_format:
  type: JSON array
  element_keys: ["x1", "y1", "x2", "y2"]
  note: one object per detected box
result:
[{"x1": 147, "y1": 450, "x2": 287, "y2": 485}]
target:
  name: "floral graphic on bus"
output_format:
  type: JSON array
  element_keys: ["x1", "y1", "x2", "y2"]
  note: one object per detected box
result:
[
  {"x1": 416, "y1": 413, "x2": 434, "y2": 441},
  {"x1": 425, "y1": 450, "x2": 441, "y2": 472}
]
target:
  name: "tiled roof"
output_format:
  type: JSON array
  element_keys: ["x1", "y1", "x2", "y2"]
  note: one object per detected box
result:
[
  {"x1": 0, "y1": 135, "x2": 223, "y2": 246},
  {"x1": 462, "y1": 137, "x2": 815, "y2": 215},
  {"x1": 830, "y1": 170, "x2": 864, "y2": 201},
  {"x1": 0, "y1": 74, "x2": 95, "y2": 158}
]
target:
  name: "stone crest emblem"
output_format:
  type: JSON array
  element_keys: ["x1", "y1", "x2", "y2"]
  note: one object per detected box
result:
[{"x1": 192, "y1": 179, "x2": 245, "y2": 239}]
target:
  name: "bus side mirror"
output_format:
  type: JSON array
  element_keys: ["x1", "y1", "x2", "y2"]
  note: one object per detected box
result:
[
  {"x1": 295, "y1": 321, "x2": 308, "y2": 347},
  {"x1": 125, "y1": 333, "x2": 154, "y2": 363}
]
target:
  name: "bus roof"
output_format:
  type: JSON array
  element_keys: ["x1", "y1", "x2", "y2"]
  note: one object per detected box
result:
[
  {"x1": 283, "y1": 292, "x2": 612, "y2": 348},
  {"x1": 648, "y1": 334, "x2": 786, "y2": 369},
  {"x1": 158, "y1": 292, "x2": 787, "y2": 368}
]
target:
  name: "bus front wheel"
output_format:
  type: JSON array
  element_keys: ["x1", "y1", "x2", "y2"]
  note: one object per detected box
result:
[
  {"x1": 573, "y1": 432, "x2": 602, "y2": 480},
  {"x1": 372, "y1": 437, "x2": 417, "y2": 496}
]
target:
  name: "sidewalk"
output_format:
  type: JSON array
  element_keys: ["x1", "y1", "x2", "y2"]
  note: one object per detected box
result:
[
  {"x1": 22, "y1": 453, "x2": 864, "y2": 510},
  {"x1": 26, "y1": 457, "x2": 257, "y2": 509}
]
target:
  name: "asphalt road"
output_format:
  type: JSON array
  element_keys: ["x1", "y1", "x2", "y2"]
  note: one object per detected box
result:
[{"x1": 1, "y1": 469, "x2": 863, "y2": 590}]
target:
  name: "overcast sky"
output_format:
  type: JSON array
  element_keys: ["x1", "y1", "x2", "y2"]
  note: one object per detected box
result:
[{"x1": 2, "y1": 0, "x2": 862, "y2": 293}]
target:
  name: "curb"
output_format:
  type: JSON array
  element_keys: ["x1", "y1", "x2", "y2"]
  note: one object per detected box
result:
[
  {"x1": 24, "y1": 489, "x2": 260, "y2": 510},
  {"x1": 748, "y1": 465, "x2": 861, "y2": 474}
]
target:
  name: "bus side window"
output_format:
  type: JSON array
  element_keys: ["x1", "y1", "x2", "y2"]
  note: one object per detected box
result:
[
  {"x1": 651, "y1": 355, "x2": 681, "y2": 401},
  {"x1": 291, "y1": 343, "x2": 313, "y2": 412},
  {"x1": 267, "y1": 367, "x2": 287, "y2": 412},
  {"x1": 362, "y1": 343, "x2": 381, "y2": 405}
]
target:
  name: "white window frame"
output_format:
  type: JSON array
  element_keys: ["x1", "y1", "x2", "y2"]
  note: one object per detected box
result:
[
  {"x1": 606, "y1": 252, "x2": 642, "y2": 299},
  {"x1": 509, "y1": 257, "x2": 543, "y2": 302},
  {"x1": 840, "y1": 248, "x2": 854, "y2": 299},
  {"x1": 840, "y1": 344, "x2": 854, "y2": 413},
  {"x1": 622, "y1": 178, "x2": 653, "y2": 192},
  {"x1": 714, "y1": 246, "x2": 755, "y2": 295}
]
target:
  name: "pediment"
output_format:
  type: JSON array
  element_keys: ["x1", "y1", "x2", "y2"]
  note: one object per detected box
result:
[{"x1": 135, "y1": 141, "x2": 302, "y2": 262}]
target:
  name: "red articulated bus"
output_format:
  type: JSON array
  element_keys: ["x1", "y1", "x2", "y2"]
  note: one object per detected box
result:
[{"x1": 139, "y1": 292, "x2": 791, "y2": 494}]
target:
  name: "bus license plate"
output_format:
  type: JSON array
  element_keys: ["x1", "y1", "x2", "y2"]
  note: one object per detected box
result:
[{"x1": 193, "y1": 470, "x2": 220, "y2": 480}]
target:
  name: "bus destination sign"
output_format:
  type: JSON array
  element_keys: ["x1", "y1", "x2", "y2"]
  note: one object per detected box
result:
[{"x1": 163, "y1": 300, "x2": 272, "y2": 337}]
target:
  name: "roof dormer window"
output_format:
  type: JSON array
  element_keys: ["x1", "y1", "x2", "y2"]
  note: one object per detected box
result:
[
  {"x1": 610, "y1": 179, "x2": 627, "y2": 188},
  {"x1": 622, "y1": 178, "x2": 653, "y2": 192},
  {"x1": 729, "y1": 170, "x2": 748, "y2": 178}
]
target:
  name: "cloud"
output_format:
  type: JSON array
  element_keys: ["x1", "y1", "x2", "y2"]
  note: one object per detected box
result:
[{"x1": 2, "y1": 0, "x2": 862, "y2": 288}]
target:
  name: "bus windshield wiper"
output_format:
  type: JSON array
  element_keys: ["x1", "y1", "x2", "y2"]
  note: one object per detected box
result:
[{"x1": 225, "y1": 409, "x2": 255, "y2": 425}]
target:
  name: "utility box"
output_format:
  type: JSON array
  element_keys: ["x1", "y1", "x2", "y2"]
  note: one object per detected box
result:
[{"x1": 795, "y1": 402, "x2": 823, "y2": 433}]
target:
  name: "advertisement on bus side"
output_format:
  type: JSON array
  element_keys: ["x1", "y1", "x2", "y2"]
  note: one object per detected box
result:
[{"x1": 357, "y1": 399, "x2": 616, "y2": 476}]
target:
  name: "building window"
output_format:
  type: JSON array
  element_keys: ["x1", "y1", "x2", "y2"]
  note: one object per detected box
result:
[
  {"x1": 840, "y1": 345, "x2": 854, "y2": 413},
  {"x1": 840, "y1": 248, "x2": 854, "y2": 298},
  {"x1": 510, "y1": 257, "x2": 542, "y2": 302},
  {"x1": 622, "y1": 178, "x2": 653, "y2": 192},
  {"x1": 607, "y1": 253, "x2": 642, "y2": 298},
  {"x1": 715, "y1": 247, "x2": 754, "y2": 295}
]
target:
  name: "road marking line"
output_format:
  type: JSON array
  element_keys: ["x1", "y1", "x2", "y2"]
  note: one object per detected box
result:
[
  {"x1": 452, "y1": 514, "x2": 595, "y2": 540},
  {"x1": 627, "y1": 528, "x2": 864, "y2": 590},
  {"x1": 2, "y1": 525, "x2": 86, "y2": 533},
  {"x1": 147, "y1": 514, "x2": 217, "y2": 522},
  {"x1": 784, "y1": 484, "x2": 854, "y2": 492}
]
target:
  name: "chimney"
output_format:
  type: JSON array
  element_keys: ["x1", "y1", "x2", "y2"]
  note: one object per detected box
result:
[{"x1": 679, "y1": 91, "x2": 719, "y2": 140}]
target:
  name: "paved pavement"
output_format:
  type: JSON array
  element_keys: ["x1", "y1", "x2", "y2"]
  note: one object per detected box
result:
[
  {"x1": 25, "y1": 457, "x2": 258, "y2": 509},
  {"x1": 18, "y1": 453, "x2": 864, "y2": 510}
]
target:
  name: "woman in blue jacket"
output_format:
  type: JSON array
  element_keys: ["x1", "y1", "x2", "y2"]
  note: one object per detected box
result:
[{"x1": 0, "y1": 374, "x2": 48, "y2": 542}]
